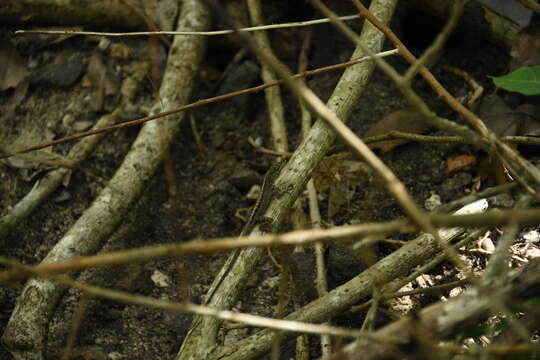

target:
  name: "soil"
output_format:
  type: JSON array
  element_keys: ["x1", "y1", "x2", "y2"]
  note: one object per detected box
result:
[{"x1": 1, "y1": 2, "x2": 539, "y2": 360}]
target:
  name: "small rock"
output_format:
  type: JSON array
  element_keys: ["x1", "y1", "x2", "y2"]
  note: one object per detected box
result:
[
  {"x1": 34, "y1": 53, "x2": 85, "y2": 87},
  {"x1": 488, "y1": 193, "x2": 515, "y2": 208},
  {"x1": 424, "y1": 192, "x2": 442, "y2": 211},
  {"x1": 62, "y1": 113, "x2": 75, "y2": 128},
  {"x1": 108, "y1": 351, "x2": 125, "y2": 360},
  {"x1": 246, "y1": 184, "x2": 261, "y2": 200},
  {"x1": 480, "y1": 236, "x2": 495, "y2": 253},
  {"x1": 441, "y1": 172, "x2": 472, "y2": 192},
  {"x1": 151, "y1": 270, "x2": 171, "y2": 288},
  {"x1": 523, "y1": 230, "x2": 540, "y2": 243}
]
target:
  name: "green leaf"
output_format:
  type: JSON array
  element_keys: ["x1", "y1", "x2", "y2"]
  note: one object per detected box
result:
[{"x1": 491, "y1": 66, "x2": 540, "y2": 95}]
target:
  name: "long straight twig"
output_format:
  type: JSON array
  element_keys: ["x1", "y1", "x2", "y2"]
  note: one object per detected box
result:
[{"x1": 15, "y1": 14, "x2": 361, "y2": 37}]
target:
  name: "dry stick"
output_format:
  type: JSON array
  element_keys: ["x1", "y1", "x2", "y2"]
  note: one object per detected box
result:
[
  {"x1": 246, "y1": 0, "x2": 288, "y2": 155},
  {"x1": 60, "y1": 294, "x2": 90, "y2": 360},
  {"x1": 0, "y1": 49, "x2": 397, "y2": 160},
  {"x1": 1, "y1": 0, "x2": 143, "y2": 29},
  {"x1": 515, "y1": 0, "x2": 540, "y2": 14},
  {"x1": 5, "y1": 206, "x2": 540, "y2": 284},
  {"x1": 0, "y1": 221, "x2": 409, "y2": 282},
  {"x1": 0, "y1": 258, "x2": 392, "y2": 343},
  {"x1": 349, "y1": 0, "x2": 540, "y2": 195},
  {"x1": 251, "y1": 132, "x2": 540, "y2": 157},
  {"x1": 365, "y1": 132, "x2": 540, "y2": 146},
  {"x1": 15, "y1": 14, "x2": 361, "y2": 37},
  {"x1": 0, "y1": 62, "x2": 149, "y2": 243},
  {"x1": 0, "y1": 2, "x2": 211, "y2": 359},
  {"x1": 296, "y1": 26, "x2": 330, "y2": 359}
]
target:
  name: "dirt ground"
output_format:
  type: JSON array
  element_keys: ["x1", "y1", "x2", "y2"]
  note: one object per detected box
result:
[{"x1": 1, "y1": 2, "x2": 539, "y2": 359}]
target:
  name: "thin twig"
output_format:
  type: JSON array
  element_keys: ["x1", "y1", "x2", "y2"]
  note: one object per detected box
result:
[
  {"x1": 15, "y1": 14, "x2": 361, "y2": 37},
  {"x1": 4, "y1": 205, "x2": 540, "y2": 284}
]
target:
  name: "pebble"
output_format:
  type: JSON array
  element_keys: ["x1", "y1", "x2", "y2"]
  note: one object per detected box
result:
[
  {"x1": 151, "y1": 270, "x2": 171, "y2": 288},
  {"x1": 424, "y1": 192, "x2": 442, "y2": 211}
]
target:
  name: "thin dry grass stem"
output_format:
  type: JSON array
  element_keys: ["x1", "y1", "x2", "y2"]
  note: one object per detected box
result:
[
  {"x1": 60, "y1": 294, "x2": 90, "y2": 360},
  {"x1": 15, "y1": 14, "x2": 361, "y2": 37},
  {"x1": 4, "y1": 206, "x2": 540, "y2": 284}
]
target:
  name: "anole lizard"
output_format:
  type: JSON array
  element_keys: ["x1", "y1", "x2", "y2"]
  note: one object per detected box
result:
[
  {"x1": 183, "y1": 159, "x2": 286, "y2": 353},
  {"x1": 203, "y1": 158, "x2": 286, "y2": 305}
]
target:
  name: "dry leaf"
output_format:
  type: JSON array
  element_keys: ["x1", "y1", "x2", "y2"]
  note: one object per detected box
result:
[
  {"x1": 476, "y1": 94, "x2": 520, "y2": 137},
  {"x1": 516, "y1": 103, "x2": 540, "y2": 136},
  {"x1": 0, "y1": 37, "x2": 28, "y2": 91},
  {"x1": 364, "y1": 108, "x2": 429, "y2": 152},
  {"x1": 313, "y1": 153, "x2": 373, "y2": 218},
  {"x1": 510, "y1": 23, "x2": 540, "y2": 72},
  {"x1": 445, "y1": 155, "x2": 477, "y2": 174},
  {"x1": 83, "y1": 52, "x2": 119, "y2": 112}
]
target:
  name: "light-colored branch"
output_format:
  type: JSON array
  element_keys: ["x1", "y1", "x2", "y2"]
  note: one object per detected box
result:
[
  {"x1": 0, "y1": 2, "x2": 211, "y2": 359},
  {"x1": 515, "y1": 0, "x2": 540, "y2": 14},
  {"x1": 0, "y1": 0, "x2": 143, "y2": 28},
  {"x1": 247, "y1": 0, "x2": 288, "y2": 152}
]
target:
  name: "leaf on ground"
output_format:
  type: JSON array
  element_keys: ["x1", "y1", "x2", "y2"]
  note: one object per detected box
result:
[
  {"x1": 445, "y1": 155, "x2": 476, "y2": 174},
  {"x1": 509, "y1": 23, "x2": 540, "y2": 72},
  {"x1": 476, "y1": 95, "x2": 520, "y2": 137},
  {"x1": 364, "y1": 108, "x2": 429, "y2": 152},
  {"x1": 515, "y1": 104, "x2": 540, "y2": 136},
  {"x1": 312, "y1": 154, "x2": 373, "y2": 218},
  {"x1": 0, "y1": 37, "x2": 28, "y2": 91},
  {"x1": 491, "y1": 66, "x2": 540, "y2": 95},
  {"x1": 82, "y1": 52, "x2": 119, "y2": 112}
]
